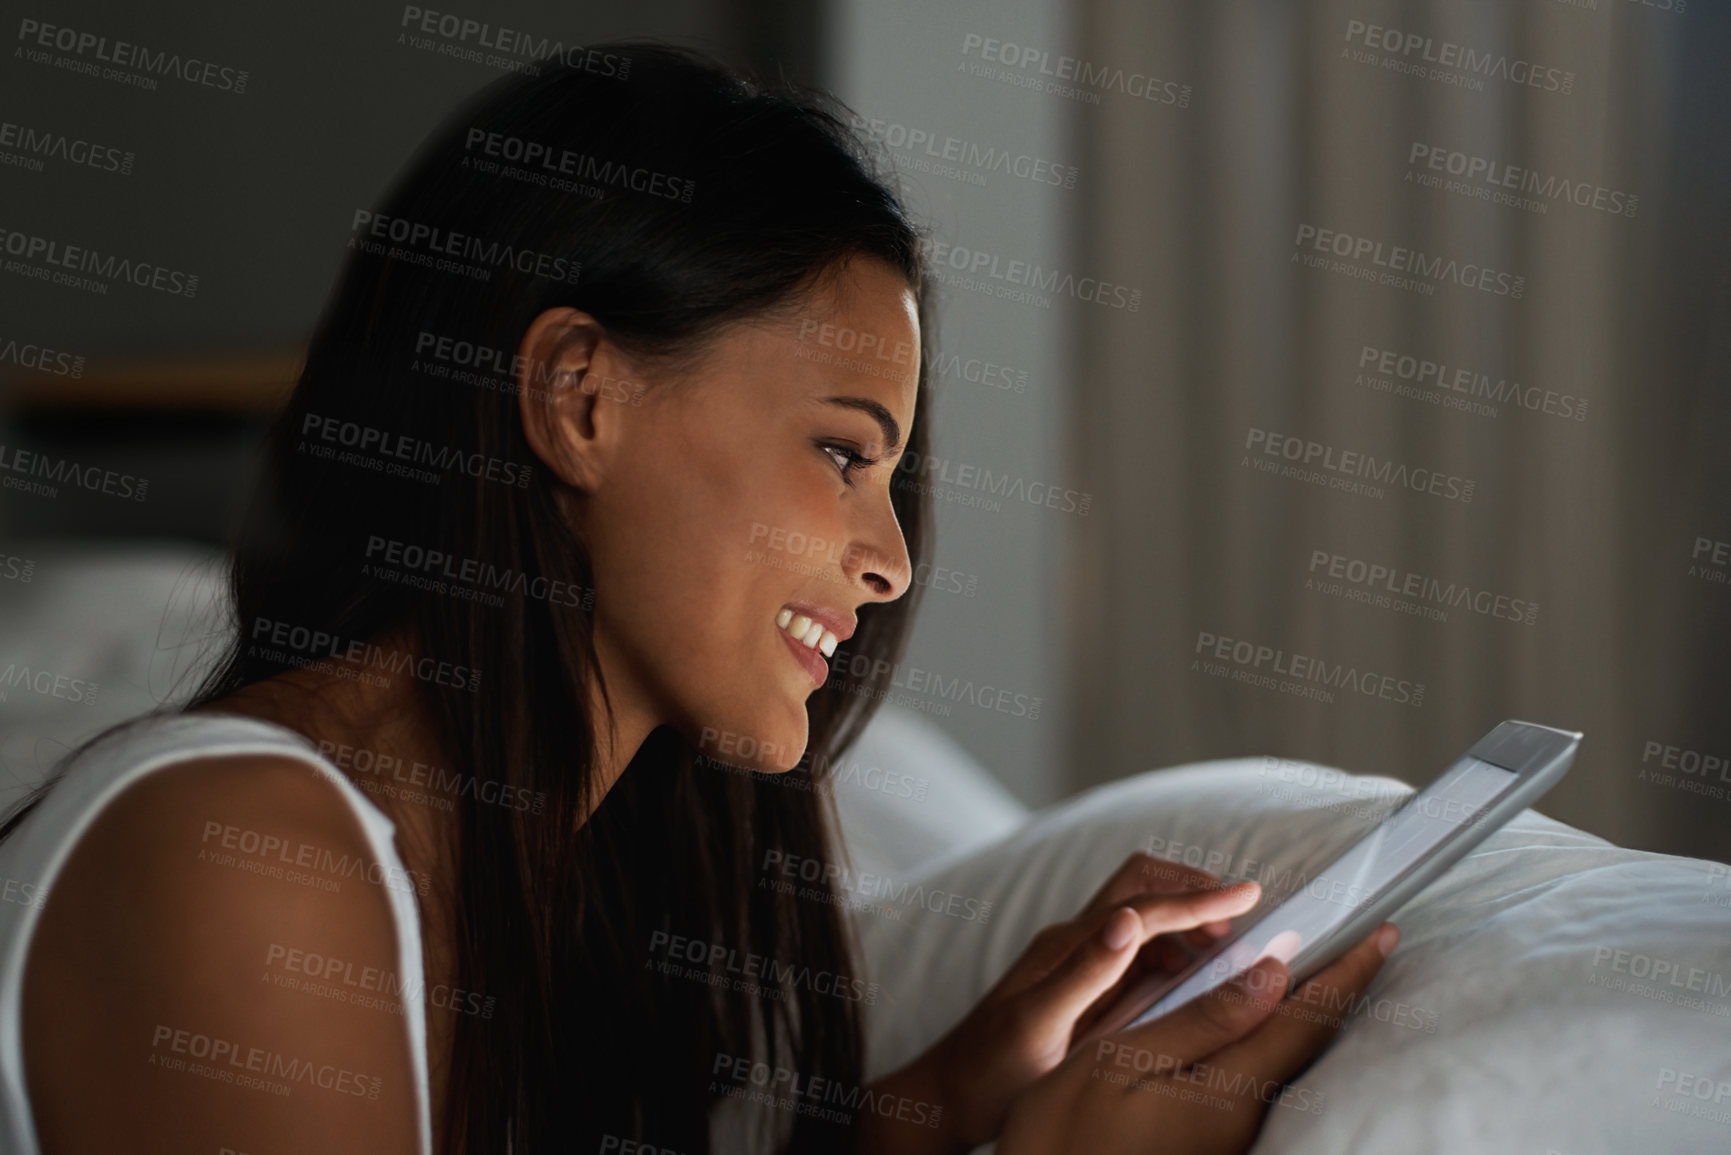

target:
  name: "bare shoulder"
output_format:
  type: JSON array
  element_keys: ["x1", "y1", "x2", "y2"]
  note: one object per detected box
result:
[{"x1": 22, "y1": 753, "x2": 422, "y2": 1155}]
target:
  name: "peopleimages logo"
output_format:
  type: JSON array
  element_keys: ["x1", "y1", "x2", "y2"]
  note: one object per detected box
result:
[
  {"x1": 298, "y1": 411, "x2": 533, "y2": 489},
  {"x1": 760, "y1": 850, "x2": 994, "y2": 923},
  {"x1": 0, "y1": 118, "x2": 134, "y2": 175},
  {"x1": 1690, "y1": 537, "x2": 1731, "y2": 589},
  {"x1": 318, "y1": 738, "x2": 547, "y2": 816},
  {"x1": 848, "y1": 112, "x2": 1079, "y2": 190},
  {"x1": 647, "y1": 930, "x2": 879, "y2": 1005},
  {"x1": 0, "y1": 663, "x2": 99, "y2": 707},
  {"x1": 0, "y1": 335, "x2": 84, "y2": 378},
  {"x1": 0, "y1": 442, "x2": 148, "y2": 501},
  {"x1": 893, "y1": 448, "x2": 1093, "y2": 516},
  {"x1": 1093, "y1": 1040, "x2": 1331, "y2": 1112},
  {"x1": 0, "y1": 226, "x2": 198, "y2": 297},
  {"x1": 264, "y1": 942, "x2": 497, "y2": 1018},
  {"x1": 1243, "y1": 427, "x2": 1475, "y2": 504},
  {"x1": 397, "y1": 6, "x2": 630, "y2": 77},
  {"x1": 363, "y1": 534, "x2": 593, "y2": 609},
  {"x1": 149, "y1": 1024, "x2": 380, "y2": 1098},
  {"x1": 248, "y1": 615, "x2": 483, "y2": 694},
  {"x1": 710, "y1": 1051, "x2": 943, "y2": 1129},
  {"x1": 1640, "y1": 740, "x2": 1731, "y2": 787},
  {"x1": 15, "y1": 18, "x2": 249, "y2": 93},
  {"x1": 349, "y1": 210, "x2": 581, "y2": 284},
  {"x1": 925, "y1": 238, "x2": 1141, "y2": 311},
  {"x1": 1356, "y1": 344, "x2": 1587, "y2": 423},
  {"x1": 1307, "y1": 549, "x2": 1539, "y2": 626},
  {"x1": 463, "y1": 129, "x2": 695, "y2": 202},
  {"x1": 411, "y1": 329, "x2": 644, "y2": 407},
  {"x1": 1193, "y1": 629, "x2": 1425, "y2": 708},
  {"x1": 931, "y1": 347, "x2": 1030, "y2": 394},
  {"x1": 1407, "y1": 142, "x2": 1637, "y2": 218},
  {"x1": 1293, "y1": 223, "x2": 1524, "y2": 298},
  {"x1": 1342, "y1": 18, "x2": 1574, "y2": 94},
  {"x1": 959, "y1": 32, "x2": 1191, "y2": 107},
  {"x1": 828, "y1": 647, "x2": 1043, "y2": 721}
]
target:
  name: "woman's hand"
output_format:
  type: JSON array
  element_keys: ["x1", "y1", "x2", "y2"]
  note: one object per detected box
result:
[
  {"x1": 864, "y1": 853, "x2": 1266, "y2": 1154},
  {"x1": 996, "y1": 922, "x2": 1399, "y2": 1155}
]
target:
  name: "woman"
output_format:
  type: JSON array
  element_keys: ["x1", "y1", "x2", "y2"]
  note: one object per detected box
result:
[{"x1": 0, "y1": 42, "x2": 1393, "y2": 1155}]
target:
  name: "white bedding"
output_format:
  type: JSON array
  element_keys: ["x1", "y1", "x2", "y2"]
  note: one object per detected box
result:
[
  {"x1": 850, "y1": 758, "x2": 1731, "y2": 1154},
  {"x1": 0, "y1": 541, "x2": 228, "y2": 810}
]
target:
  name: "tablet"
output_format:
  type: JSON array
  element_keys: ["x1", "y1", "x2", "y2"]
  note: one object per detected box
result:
[{"x1": 1074, "y1": 719, "x2": 1582, "y2": 1048}]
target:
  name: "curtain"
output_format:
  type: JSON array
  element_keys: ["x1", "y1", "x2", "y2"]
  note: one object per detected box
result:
[{"x1": 1063, "y1": 0, "x2": 1730, "y2": 860}]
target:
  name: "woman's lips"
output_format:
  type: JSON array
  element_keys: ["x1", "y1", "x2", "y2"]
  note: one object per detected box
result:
[{"x1": 778, "y1": 623, "x2": 830, "y2": 686}]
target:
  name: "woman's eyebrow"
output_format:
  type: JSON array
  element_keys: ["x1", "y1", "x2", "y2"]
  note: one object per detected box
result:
[{"x1": 821, "y1": 396, "x2": 902, "y2": 453}]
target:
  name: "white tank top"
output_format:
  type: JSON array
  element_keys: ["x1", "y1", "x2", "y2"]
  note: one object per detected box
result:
[{"x1": 0, "y1": 711, "x2": 433, "y2": 1155}]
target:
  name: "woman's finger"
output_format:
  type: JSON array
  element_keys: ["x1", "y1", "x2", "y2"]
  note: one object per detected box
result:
[
  {"x1": 1186, "y1": 919, "x2": 1234, "y2": 947},
  {"x1": 1097, "y1": 955, "x2": 1291, "y2": 1074},
  {"x1": 1075, "y1": 886, "x2": 1259, "y2": 1018},
  {"x1": 1016, "y1": 905, "x2": 1151, "y2": 1029},
  {"x1": 1206, "y1": 923, "x2": 1398, "y2": 1087},
  {"x1": 1082, "y1": 852, "x2": 1226, "y2": 914},
  {"x1": 1120, "y1": 880, "x2": 1261, "y2": 936},
  {"x1": 1133, "y1": 857, "x2": 1228, "y2": 894},
  {"x1": 1074, "y1": 933, "x2": 1197, "y2": 1038},
  {"x1": 1005, "y1": 884, "x2": 1259, "y2": 1007},
  {"x1": 1135, "y1": 933, "x2": 1195, "y2": 974}
]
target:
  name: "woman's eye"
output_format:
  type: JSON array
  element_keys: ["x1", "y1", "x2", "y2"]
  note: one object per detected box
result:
[{"x1": 821, "y1": 443, "x2": 876, "y2": 481}]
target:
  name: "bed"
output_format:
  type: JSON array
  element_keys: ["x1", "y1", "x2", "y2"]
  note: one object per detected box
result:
[{"x1": 6, "y1": 542, "x2": 1730, "y2": 1153}]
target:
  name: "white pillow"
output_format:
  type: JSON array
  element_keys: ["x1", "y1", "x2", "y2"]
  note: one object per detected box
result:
[
  {"x1": 853, "y1": 757, "x2": 1731, "y2": 1154},
  {"x1": 0, "y1": 541, "x2": 226, "y2": 811},
  {"x1": 830, "y1": 705, "x2": 1030, "y2": 880}
]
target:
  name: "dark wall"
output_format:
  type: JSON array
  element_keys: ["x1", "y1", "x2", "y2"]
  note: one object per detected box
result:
[{"x1": 0, "y1": 0, "x2": 827, "y2": 540}]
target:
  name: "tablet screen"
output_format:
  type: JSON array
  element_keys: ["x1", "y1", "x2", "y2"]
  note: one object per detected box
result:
[{"x1": 1129, "y1": 755, "x2": 1517, "y2": 1026}]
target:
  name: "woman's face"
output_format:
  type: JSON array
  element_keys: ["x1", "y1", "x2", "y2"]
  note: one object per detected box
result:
[{"x1": 538, "y1": 256, "x2": 919, "y2": 773}]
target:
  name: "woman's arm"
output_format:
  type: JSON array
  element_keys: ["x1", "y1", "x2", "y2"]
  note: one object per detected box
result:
[
  {"x1": 858, "y1": 1048, "x2": 969, "y2": 1155},
  {"x1": 22, "y1": 756, "x2": 423, "y2": 1155}
]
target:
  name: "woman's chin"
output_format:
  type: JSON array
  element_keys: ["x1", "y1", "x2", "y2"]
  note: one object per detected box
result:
[
  {"x1": 747, "y1": 727, "x2": 809, "y2": 774},
  {"x1": 689, "y1": 714, "x2": 808, "y2": 773}
]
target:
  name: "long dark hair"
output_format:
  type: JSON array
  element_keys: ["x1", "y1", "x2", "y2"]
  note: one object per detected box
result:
[{"x1": 5, "y1": 42, "x2": 934, "y2": 1154}]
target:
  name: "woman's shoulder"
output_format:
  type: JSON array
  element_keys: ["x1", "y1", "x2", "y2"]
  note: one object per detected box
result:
[
  {"x1": 16, "y1": 745, "x2": 426, "y2": 1154},
  {"x1": 37, "y1": 741, "x2": 396, "y2": 890}
]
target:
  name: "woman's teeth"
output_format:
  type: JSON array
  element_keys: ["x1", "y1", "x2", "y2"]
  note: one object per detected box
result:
[{"x1": 776, "y1": 608, "x2": 839, "y2": 657}]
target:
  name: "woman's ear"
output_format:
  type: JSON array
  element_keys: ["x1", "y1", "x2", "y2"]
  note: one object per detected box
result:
[{"x1": 516, "y1": 306, "x2": 628, "y2": 493}]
